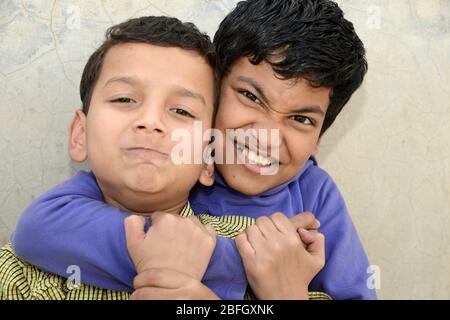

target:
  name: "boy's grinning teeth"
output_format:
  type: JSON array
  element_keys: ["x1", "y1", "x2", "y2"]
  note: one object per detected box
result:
[{"x1": 237, "y1": 144, "x2": 272, "y2": 167}]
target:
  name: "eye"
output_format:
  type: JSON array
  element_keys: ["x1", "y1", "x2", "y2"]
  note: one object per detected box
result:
[
  {"x1": 239, "y1": 90, "x2": 262, "y2": 105},
  {"x1": 171, "y1": 107, "x2": 194, "y2": 118},
  {"x1": 110, "y1": 97, "x2": 136, "y2": 104},
  {"x1": 290, "y1": 115, "x2": 314, "y2": 126}
]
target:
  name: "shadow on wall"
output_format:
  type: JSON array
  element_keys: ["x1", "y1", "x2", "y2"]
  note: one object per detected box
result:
[
  {"x1": 316, "y1": 80, "x2": 368, "y2": 163},
  {"x1": 69, "y1": 160, "x2": 91, "y2": 176}
]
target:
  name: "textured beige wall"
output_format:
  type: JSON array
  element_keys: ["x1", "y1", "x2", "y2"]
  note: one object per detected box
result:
[{"x1": 0, "y1": 0, "x2": 448, "y2": 299}]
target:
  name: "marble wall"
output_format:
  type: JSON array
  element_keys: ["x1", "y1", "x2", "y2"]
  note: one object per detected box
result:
[{"x1": 0, "y1": 0, "x2": 448, "y2": 299}]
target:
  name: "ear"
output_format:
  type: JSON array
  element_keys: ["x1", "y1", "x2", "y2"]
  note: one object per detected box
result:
[
  {"x1": 198, "y1": 162, "x2": 214, "y2": 187},
  {"x1": 68, "y1": 110, "x2": 88, "y2": 162}
]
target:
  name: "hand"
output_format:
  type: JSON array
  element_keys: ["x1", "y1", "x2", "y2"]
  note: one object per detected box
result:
[
  {"x1": 289, "y1": 211, "x2": 321, "y2": 232},
  {"x1": 235, "y1": 212, "x2": 325, "y2": 300},
  {"x1": 125, "y1": 212, "x2": 216, "y2": 280},
  {"x1": 129, "y1": 268, "x2": 220, "y2": 300}
]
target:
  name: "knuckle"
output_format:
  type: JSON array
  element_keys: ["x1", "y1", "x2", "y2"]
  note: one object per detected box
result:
[
  {"x1": 317, "y1": 257, "x2": 326, "y2": 269},
  {"x1": 255, "y1": 216, "x2": 270, "y2": 228},
  {"x1": 271, "y1": 211, "x2": 285, "y2": 220},
  {"x1": 303, "y1": 211, "x2": 314, "y2": 217},
  {"x1": 246, "y1": 224, "x2": 257, "y2": 233},
  {"x1": 205, "y1": 234, "x2": 216, "y2": 247},
  {"x1": 157, "y1": 213, "x2": 176, "y2": 225}
]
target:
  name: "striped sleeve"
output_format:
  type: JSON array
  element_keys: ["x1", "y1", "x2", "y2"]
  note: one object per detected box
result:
[
  {"x1": 0, "y1": 243, "x2": 32, "y2": 299},
  {"x1": 244, "y1": 288, "x2": 331, "y2": 300},
  {"x1": 0, "y1": 244, "x2": 130, "y2": 300}
]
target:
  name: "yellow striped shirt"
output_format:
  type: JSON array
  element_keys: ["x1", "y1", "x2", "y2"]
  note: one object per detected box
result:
[{"x1": 0, "y1": 203, "x2": 331, "y2": 300}]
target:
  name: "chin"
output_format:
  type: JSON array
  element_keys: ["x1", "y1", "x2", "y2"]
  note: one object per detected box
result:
[
  {"x1": 124, "y1": 173, "x2": 164, "y2": 194},
  {"x1": 227, "y1": 176, "x2": 270, "y2": 196}
]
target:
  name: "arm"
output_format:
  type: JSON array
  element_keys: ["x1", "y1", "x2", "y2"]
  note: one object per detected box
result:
[
  {"x1": 11, "y1": 171, "x2": 249, "y2": 298},
  {"x1": 11, "y1": 171, "x2": 136, "y2": 292},
  {"x1": 304, "y1": 173, "x2": 377, "y2": 300}
]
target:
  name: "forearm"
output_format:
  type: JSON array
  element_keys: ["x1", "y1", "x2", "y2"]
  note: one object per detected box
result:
[{"x1": 12, "y1": 196, "x2": 136, "y2": 292}]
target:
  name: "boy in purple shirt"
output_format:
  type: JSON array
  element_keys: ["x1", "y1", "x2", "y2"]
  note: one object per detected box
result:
[{"x1": 12, "y1": 0, "x2": 375, "y2": 299}]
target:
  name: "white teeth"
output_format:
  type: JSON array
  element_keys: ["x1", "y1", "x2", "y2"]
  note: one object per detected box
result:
[{"x1": 241, "y1": 145, "x2": 272, "y2": 166}]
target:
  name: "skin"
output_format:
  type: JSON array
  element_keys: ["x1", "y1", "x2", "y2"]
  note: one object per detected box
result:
[
  {"x1": 69, "y1": 43, "x2": 215, "y2": 214},
  {"x1": 68, "y1": 42, "x2": 217, "y2": 281},
  {"x1": 130, "y1": 212, "x2": 324, "y2": 300},
  {"x1": 215, "y1": 57, "x2": 331, "y2": 196},
  {"x1": 66, "y1": 40, "x2": 327, "y2": 300},
  {"x1": 214, "y1": 59, "x2": 330, "y2": 299},
  {"x1": 130, "y1": 56, "x2": 330, "y2": 300}
]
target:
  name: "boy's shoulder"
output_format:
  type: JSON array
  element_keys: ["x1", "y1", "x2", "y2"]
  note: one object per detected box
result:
[
  {"x1": 37, "y1": 170, "x2": 101, "y2": 201},
  {"x1": 296, "y1": 157, "x2": 345, "y2": 212},
  {"x1": 298, "y1": 157, "x2": 336, "y2": 189}
]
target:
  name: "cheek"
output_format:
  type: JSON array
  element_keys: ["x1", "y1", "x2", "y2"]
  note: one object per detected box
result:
[
  {"x1": 284, "y1": 133, "x2": 318, "y2": 163},
  {"x1": 216, "y1": 97, "x2": 250, "y2": 130},
  {"x1": 86, "y1": 114, "x2": 121, "y2": 155}
]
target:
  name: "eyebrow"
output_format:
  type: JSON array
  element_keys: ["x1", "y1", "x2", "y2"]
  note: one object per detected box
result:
[
  {"x1": 173, "y1": 86, "x2": 206, "y2": 107},
  {"x1": 103, "y1": 76, "x2": 138, "y2": 88},
  {"x1": 291, "y1": 105, "x2": 325, "y2": 116},
  {"x1": 237, "y1": 76, "x2": 271, "y2": 105},
  {"x1": 237, "y1": 76, "x2": 325, "y2": 116}
]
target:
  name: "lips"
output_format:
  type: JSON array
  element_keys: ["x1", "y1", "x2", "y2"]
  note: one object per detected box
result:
[{"x1": 123, "y1": 147, "x2": 168, "y2": 161}]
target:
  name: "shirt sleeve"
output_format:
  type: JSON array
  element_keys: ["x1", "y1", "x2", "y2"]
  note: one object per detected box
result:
[
  {"x1": 10, "y1": 171, "x2": 249, "y2": 299},
  {"x1": 11, "y1": 172, "x2": 136, "y2": 292},
  {"x1": 0, "y1": 243, "x2": 68, "y2": 300},
  {"x1": 305, "y1": 174, "x2": 377, "y2": 300}
]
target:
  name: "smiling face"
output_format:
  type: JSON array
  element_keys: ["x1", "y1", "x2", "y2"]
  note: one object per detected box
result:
[
  {"x1": 215, "y1": 57, "x2": 331, "y2": 195},
  {"x1": 69, "y1": 43, "x2": 214, "y2": 214}
]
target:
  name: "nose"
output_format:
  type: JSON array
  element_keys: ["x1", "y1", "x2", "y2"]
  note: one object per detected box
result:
[{"x1": 132, "y1": 99, "x2": 167, "y2": 135}]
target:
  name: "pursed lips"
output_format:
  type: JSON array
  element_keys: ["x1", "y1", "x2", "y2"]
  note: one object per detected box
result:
[{"x1": 123, "y1": 146, "x2": 169, "y2": 161}]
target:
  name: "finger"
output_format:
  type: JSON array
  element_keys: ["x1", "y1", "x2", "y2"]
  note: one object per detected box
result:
[
  {"x1": 297, "y1": 228, "x2": 316, "y2": 246},
  {"x1": 187, "y1": 215, "x2": 204, "y2": 228},
  {"x1": 124, "y1": 215, "x2": 147, "y2": 249},
  {"x1": 204, "y1": 223, "x2": 217, "y2": 239},
  {"x1": 245, "y1": 224, "x2": 267, "y2": 254},
  {"x1": 235, "y1": 232, "x2": 255, "y2": 261},
  {"x1": 289, "y1": 211, "x2": 320, "y2": 230},
  {"x1": 133, "y1": 268, "x2": 190, "y2": 289},
  {"x1": 270, "y1": 212, "x2": 296, "y2": 234},
  {"x1": 255, "y1": 216, "x2": 278, "y2": 240},
  {"x1": 130, "y1": 287, "x2": 172, "y2": 300},
  {"x1": 304, "y1": 232, "x2": 325, "y2": 258}
]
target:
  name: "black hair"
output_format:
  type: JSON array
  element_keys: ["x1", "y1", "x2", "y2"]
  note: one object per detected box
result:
[
  {"x1": 80, "y1": 16, "x2": 216, "y2": 114},
  {"x1": 214, "y1": 0, "x2": 368, "y2": 135}
]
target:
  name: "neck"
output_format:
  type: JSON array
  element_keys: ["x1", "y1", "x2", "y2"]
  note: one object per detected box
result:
[{"x1": 103, "y1": 194, "x2": 187, "y2": 217}]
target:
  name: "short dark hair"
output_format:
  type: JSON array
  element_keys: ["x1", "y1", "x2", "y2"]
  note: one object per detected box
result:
[
  {"x1": 214, "y1": 0, "x2": 368, "y2": 135},
  {"x1": 80, "y1": 16, "x2": 216, "y2": 114}
]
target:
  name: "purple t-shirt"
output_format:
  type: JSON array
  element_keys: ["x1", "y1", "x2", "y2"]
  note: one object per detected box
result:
[{"x1": 11, "y1": 157, "x2": 376, "y2": 299}]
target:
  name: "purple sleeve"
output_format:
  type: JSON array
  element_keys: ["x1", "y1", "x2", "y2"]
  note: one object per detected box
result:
[
  {"x1": 304, "y1": 172, "x2": 377, "y2": 300},
  {"x1": 11, "y1": 171, "x2": 249, "y2": 299},
  {"x1": 11, "y1": 171, "x2": 136, "y2": 292}
]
